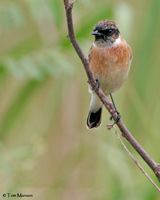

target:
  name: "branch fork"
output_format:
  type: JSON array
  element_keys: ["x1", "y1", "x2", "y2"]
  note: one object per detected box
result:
[{"x1": 64, "y1": 0, "x2": 77, "y2": 10}]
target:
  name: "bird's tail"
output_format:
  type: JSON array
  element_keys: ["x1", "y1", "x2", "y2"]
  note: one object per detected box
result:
[{"x1": 87, "y1": 93, "x2": 103, "y2": 129}]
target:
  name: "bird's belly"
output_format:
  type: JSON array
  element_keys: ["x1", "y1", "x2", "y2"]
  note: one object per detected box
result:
[{"x1": 92, "y1": 64, "x2": 130, "y2": 95}]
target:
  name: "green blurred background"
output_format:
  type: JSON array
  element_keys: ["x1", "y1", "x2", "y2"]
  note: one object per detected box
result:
[{"x1": 0, "y1": 0, "x2": 160, "y2": 199}]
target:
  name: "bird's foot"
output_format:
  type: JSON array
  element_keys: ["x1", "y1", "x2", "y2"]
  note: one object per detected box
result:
[
  {"x1": 92, "y1": 78, "x2": 100, "y2": 92},
  {"x1": 107, "y1": 112, "x2": 121, "y2": 130},
  {"x1": 110, "y1": 111, "x2": 121, "y2": 124}
]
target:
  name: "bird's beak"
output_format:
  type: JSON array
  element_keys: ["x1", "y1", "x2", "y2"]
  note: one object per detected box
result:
[{"x1": 91, "y1": 30, "x2": 101, "y2": 36}]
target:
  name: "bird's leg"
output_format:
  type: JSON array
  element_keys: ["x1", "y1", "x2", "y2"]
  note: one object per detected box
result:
[
  {"x1": 109, "y1": 93, "x2": 121, "y2": 125},
  {"x1": 92, "y1": 78, "x2": 100, "y2": 92}
]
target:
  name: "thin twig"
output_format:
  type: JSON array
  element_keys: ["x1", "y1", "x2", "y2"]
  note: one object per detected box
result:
[
  {"x1": 113, "y1": 126, "x2": 160, "y2": 192},
  {"x1": 63, "y1": 0, "x2": 160, "y2": 189}
]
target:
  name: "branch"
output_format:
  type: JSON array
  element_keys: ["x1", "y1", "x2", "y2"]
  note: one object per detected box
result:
[{"x1": 63, "y1": 0, "x2": 160, "y2": 189}]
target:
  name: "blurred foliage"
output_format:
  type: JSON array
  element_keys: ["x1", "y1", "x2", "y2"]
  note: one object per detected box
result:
[{"x1": 0, "y1": 0, "x2": 160, "y2": 199}]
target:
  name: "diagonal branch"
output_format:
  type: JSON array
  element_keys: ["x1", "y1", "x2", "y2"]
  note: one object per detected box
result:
[{"x1": 63, "y1": 0, "x2": 160, "y2": 189}]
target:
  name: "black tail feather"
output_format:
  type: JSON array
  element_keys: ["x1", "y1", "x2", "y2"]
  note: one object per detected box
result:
[{"x1": 87, "y1": 107, "x2": 102, "y2": 129}]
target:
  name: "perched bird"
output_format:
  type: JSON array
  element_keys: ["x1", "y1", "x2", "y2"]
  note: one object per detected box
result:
[{"x1": 87, "y1": 20, "x2": 132, "y2": 129}]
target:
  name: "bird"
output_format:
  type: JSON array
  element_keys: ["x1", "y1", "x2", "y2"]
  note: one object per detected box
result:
[{"x1": 87, "y1": 20, "x2": 132, "y2": 129}]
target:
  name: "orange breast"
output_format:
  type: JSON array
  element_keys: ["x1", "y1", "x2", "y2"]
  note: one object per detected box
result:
[{"x1": 89, "y1": 41, "x2": 132, "y2": 94}]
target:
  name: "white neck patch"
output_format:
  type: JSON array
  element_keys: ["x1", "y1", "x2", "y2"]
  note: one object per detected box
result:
[
  {"x1": 113, "y1": 37, "x2": 121, "y2": 47},
  {"x1": 93, "y1": 36, "x2": 121, "y2": 49}
]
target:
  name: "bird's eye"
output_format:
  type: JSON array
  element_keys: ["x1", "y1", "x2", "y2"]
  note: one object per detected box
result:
[
  {"x1": 106, "y1": 29, "x2": 114, "y2": 36},
  {"x1": 98, "y1": 28, "x2": 114, "y2": 36},
  {"x1": 108, "y1": 29, "x2": 113, "y2": 33}
]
